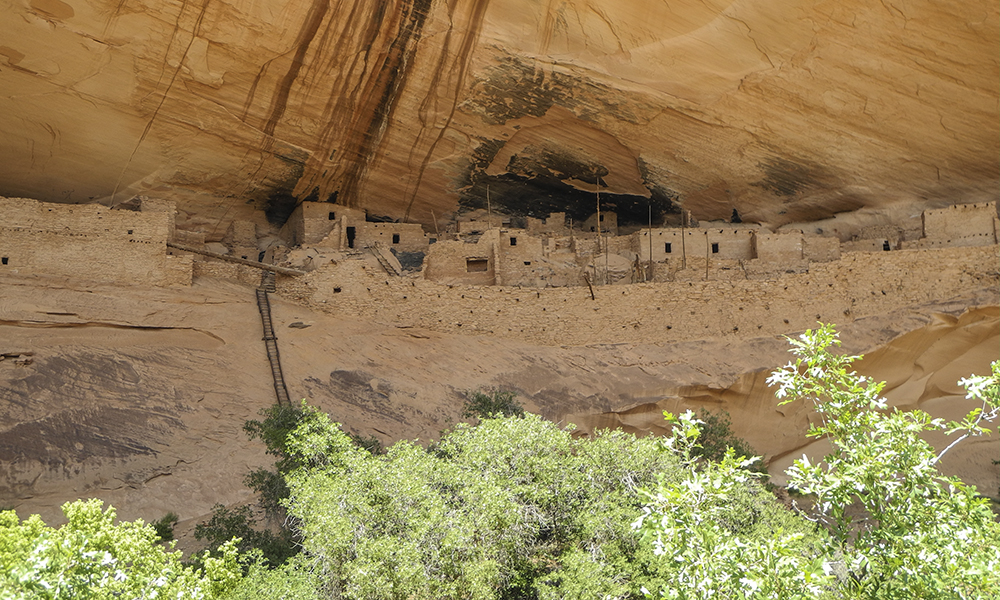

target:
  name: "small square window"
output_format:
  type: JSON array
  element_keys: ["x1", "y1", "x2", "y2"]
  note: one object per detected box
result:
[
  {"x1": 711, "y1": 243, "x2": 719, "y2": 254},
  {"x1": 127, "y1": 229, "x2": 133, "y2": 235},
  {"x1": 523, "y1": 261, "x2": 531, "y2": 266},
  {"x1": 1, "y1": 257, "x2": 8, "y2": 265},
  {"x1": 329, "y1": 212, "x2": 336, "y2": 220},
  {"x1": 466, "y1": 258, "x2": 489, "y2": 272},
  {"x1": 665, "y1": 243, "x2": 672, "y2": 253},
  {"x1": 392, "y1": 233, "x2": 400, "y2": 244},
  {"x1": 510, "y1": 237, "x2": 517, "y2": 246}
]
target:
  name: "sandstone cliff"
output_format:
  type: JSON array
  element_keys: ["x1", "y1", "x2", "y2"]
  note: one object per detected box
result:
[
  {"x1": 2, "y1": 269, "x2": 996, "y2": 528},
  {"x1": 1, "y1": 0, "x2": 996, "y2": 235}
]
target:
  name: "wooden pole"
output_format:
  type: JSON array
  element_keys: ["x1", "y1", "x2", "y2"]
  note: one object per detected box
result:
[
  {"x1": 647, "y1": 201, "x2": 653, "y2": 282},
  {"x1": 430, "y1": 209, "x2": 441, "y2": 239},
  {"x1": 167, "y1": 243, "x2": 306, "y2": 276},
  {"x1": 595, "y1": 179, "x2": 601, "y2": 262},
  {"x1": 600, "y1": 177, "x2": 609, "y2": 284},
  {"x1": 705, "y1": 232, "x2": 710, "y2": 281},
  {"x1": 681, "y1": 217, "x2": 687, "y2": 270},
  {"x1": 486, "y1": 185, "x2": 492, "y2": 231}
]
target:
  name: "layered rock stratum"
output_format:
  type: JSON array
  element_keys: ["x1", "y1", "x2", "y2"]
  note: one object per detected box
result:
[
  {"x1": 1, "y1": 0, "x2": 998, "y2": 547},
  {"x1": 1, "y1": 0, "x2": 996, "y2": 235},
  {"x1": 2, "y1": 269, "x2": 997, "y2": 531}
]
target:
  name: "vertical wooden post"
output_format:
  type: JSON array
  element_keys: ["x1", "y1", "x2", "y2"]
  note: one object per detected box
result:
[{"x1": 647, "y1": 202, "x2": 653, "y2": 282}]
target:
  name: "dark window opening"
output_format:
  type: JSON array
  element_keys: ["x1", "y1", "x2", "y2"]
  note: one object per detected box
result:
[
  {"x1": 328, "y1": 211, "x2": 336, "y2": 220},
  {"x1": 241, "y1": 255, "x2": 248, "y2": 260},
  {"x1": 882, "y1": 240, "x2": 891, "y2": 251},
  {"x1": 258, "y1": 251, "x2": 266, "y2": 261},
  {"x1": 524, "y1": 261, "x2": 531, "y2": 266},
  {"x1": 392, "y1": 233, "x2": 400, "y2": 244},
  {"x1": 599, "y1": 214, "x2": 604, "y2": 222},
  {"x1": 466, "y1": 258, "x2": 489, "y2": 272},
  {"x1": 510, "y1": 237, "x2": 517, "y2": 246},
  {"x1": 346, "y1": 226, "x2": 356, "y2": 249},
  {"x1": 429, "y1": 238, "x2": 437, "y2": 244},
  {"x1": 665, "y1": 243, "x2": 672, "y2": 253},
  {"x1": 711, "y1": 243, "x2": 719, "y2": 254},
  {"x1": 333, "y1": 287, "x2": 342, "y2": 293},
  {"x1": 590, "y1": 226, "x2": 596, "y2": 232},
  {"x1": 127, "y1": 229, "x2": 133, "y2": 235},
  {"x1": 1, "y1": 257, "x2": 8, "y2": 265}
]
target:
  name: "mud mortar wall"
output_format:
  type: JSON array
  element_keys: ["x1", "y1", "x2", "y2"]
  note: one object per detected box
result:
[
  {"x1": 278, "y1": 245, "x2": 999, "y2": 347},
  {"x1": 918, "y1": 202, "x2": 999, "y2": 246},
  {"x1": 0, "y1": 197, "x2": 191, "y2": 286}
]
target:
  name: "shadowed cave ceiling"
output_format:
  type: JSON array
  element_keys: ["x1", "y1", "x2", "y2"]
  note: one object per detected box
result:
[{"x1": 0, "y1": 0, "x2": 997, "y2": 234}]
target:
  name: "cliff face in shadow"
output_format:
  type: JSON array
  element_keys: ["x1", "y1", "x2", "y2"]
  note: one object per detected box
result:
[{"x1": 0, "y1": 0, "x2": 996, "y2": 235}]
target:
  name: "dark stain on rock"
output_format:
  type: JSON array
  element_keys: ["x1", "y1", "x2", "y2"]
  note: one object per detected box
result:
[
  {"x1": 0, "y1": 407, "x2": 170, "y2": 466},
  {"x1": 457, "y1": 141, "x2": 678, "y2": 226},
  {"x1": 753, "y1": 157, "x2": 831, "y2": 198},
  {"x1": 259, "y1": 0, "x2": 330, "y2": 141},
  {"x1": 304, "y1": 370, "x2": 408, "y2": 424},
  {"x1": 468, "y1": 55, "x2": 555, "y2": 125},
  {"x1": 466, "y1": 52, "x2": 641, "y2": 126},
  {"x1": 297, "y1": 0, "x2": 434, "y2": 207},
  {"x1": 263, "y1": 158, "x2": 307, "y2": 226}
]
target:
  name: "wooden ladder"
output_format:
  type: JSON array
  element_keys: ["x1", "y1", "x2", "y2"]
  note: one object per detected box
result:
[{"x1": 255, "y1": 284, "x2": 290, "y2": 406}]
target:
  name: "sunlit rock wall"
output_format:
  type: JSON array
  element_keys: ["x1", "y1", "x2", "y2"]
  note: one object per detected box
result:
[{"x1": 1, "y1": 0, "x2": 996, "y2": 234}]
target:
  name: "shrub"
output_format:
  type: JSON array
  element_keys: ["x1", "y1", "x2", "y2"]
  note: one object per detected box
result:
[
  {"x1": 691, "y1": 408, "x2": 767, "y2": 475},
  {"x1": 462, "y1": 388, "x2": 524, "y2": 420},
  {"x1": 152, "y1": 511, "x2": 179, "y2": 542}
]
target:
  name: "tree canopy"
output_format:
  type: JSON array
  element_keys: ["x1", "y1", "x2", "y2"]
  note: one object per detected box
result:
[{"x1": 4, "y1": 325, "x2": 998, "y2": 600}]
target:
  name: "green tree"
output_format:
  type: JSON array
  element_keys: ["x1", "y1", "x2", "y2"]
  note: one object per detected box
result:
[
  {"x1": 194, "y1": 504, "x2": 297, "y2": 569},
  {"x1": 0, "y1": 499, "x2": 244, "y2": 599},
  {"x1": 633, "y1": 411, "x2": 830, "y2": 600},
  {"x1": 767, "y1": 325, "x2": 1000, "y2": 598},
  {"x1": 276, "y1": 405, "x2": 807, "y2": 600}
]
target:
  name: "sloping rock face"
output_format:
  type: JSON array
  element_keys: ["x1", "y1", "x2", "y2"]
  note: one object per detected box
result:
[
  {"x1": 2, "y1": 272, "x2": 997, "y2": 527},
  {"x1": 0, "y1": 0, "x2": 996, "y2": 234}
]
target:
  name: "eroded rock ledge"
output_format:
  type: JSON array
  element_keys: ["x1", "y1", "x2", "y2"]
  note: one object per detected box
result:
[{"x1": 1, "y1": 0, "x2": 996, "y2": 235}]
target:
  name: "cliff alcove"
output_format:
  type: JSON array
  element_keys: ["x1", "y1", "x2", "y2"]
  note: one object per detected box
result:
[
  {"x1": 0, "y1": 0, "x2": 996, "y2": 233},
  {"x1": 0, "y1": 0, "x2": 998, "y2": 538}
]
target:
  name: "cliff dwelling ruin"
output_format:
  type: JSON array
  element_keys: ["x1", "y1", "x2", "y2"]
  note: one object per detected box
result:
[
  {"x1": 0, "y1": 0, "x2": 997, "y2": 546},
  {"x1": 1, "y1": 196, "x2": 997, "y2": 349}
]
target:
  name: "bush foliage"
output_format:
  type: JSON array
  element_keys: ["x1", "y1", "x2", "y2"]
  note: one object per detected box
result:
[{"x1": 4, "y1": 326, "x2": 998, "y2": 600}]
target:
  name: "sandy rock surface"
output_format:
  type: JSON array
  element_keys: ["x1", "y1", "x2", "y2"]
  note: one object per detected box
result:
[
  {"x1": 2, "y1": 271, "x2": 997, "y2": 532},
  {"x1": 0, "y1": 0, "x2": 995, "y2": 235}
]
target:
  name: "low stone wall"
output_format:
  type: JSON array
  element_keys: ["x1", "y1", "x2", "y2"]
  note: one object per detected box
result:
[
  {"x1": 192, "y1": 260, "x2": 262, "y2": 287},
  {"x1": 277, "y1": 245, "x2": 999, "y2": 347},
  {"x1": 0, "y1": 197, "x2": 190, "y2": 287}
]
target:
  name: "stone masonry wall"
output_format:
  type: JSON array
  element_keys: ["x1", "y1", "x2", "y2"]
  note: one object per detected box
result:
[
  {"x1": 922, "y1": 202, "x2": 998, "y2": 242},
  {"x1": 0, "y1": 197, "x2": 191, "y2": 286},
  {"x1": 276, "y1": 245, "x2": 999, "y2": 347}
]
